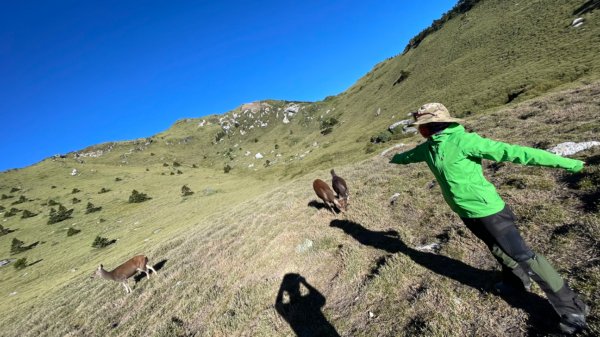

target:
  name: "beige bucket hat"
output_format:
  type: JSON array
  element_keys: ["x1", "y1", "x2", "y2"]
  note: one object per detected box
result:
[{"x1": 411, "y1": 103, "x2": 463, "y2": 125}]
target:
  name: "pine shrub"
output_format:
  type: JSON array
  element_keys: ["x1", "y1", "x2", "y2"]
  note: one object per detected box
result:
[
  {"x1": 21, "y1": 210, "x2": 37, "y2": 219},
  {"x1": 98, "y1": 187, "x2": 110, "y2": 194},
  {"x1": 67, "y1": 228, "x2": 81, "y2": 236},
  {"x1": 224, "y1": 164, "x2": 232, "y2": 174},
  {"x1": 13, "y1": 258, "x2": 27, "y2": 270},
  {"x1": 4, "y1": 208, "x2": 20, "y2": 218},
  {"x1": 181, "y1": 185, "x2": 194, "y2": 196},
  {"x1": 11, "y1": 196, "x2": 28, "y2": 205},
  {"x1": 85, "y1": 202, "x2": 102, "y2": 214},
  {"x1": 72, "y1": 188, "x2": 81, "y2": 194},
  {"x1": 128, "y1": 190, "x2": 151, "y2": 203},
  {"x1": 10, "y1": 238, "x2": 25, "y2": 254},
  {"x1": 92, "y1": 236, "x2": 114, "y2": 248},
  {"x1": 47, "y1": 205, "x2": 74, "y2": 224},
  {"x1": 72, "y1": 197, "x2": 81, "y2": 204}
]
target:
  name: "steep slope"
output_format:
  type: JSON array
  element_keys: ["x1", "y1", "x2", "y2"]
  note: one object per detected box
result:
[{"x1": 1, "y1": 0, "x2": 600, "y2": 336}]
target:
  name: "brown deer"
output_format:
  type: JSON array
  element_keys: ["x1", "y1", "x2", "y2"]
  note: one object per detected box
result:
[
  {"x1": 91, "y1": 255, "x2": 157, "y2": 294},
  {"x1": 313, "y1": 179, "x2": 344, "y2": 214},
  {"x1": 330, "y1": 169, "x2": 349, "y2": 211}
]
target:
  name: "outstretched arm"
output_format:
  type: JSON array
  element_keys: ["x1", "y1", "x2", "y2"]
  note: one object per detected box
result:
[
  {"x1": 390, "y1": 145, "x2": 426, "y2": 165},
  {"x1": 463, "y1": 133, "x2": 584, "y2": 172}
]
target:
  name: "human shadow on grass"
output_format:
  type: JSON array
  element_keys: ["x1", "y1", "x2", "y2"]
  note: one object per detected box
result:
[
  {"x1": 330, "y1": 219, "x2": 559, "y2": 335},
  {"x1": 134, "y1": 259, "x2": 167, "y2": 283},
  {"x1": 573, "y1": 0, "x2": 600, "y2": 15},
  {"x1": 275, "y1": 273, "x2": 341, "y2": 337}
]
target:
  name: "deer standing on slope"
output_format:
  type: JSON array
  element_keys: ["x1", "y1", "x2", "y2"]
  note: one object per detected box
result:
[
  {"x1": 330, "y1": 169, "x2": 349, "y2": 211},
  {"x1": 313, "y1": 179, "x2": 344, "y2": 215},
  {"x1": 91, "y1": 255, "x2": 157, "y2": 294}
]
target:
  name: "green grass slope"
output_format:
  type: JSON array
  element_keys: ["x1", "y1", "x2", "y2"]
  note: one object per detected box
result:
[{"x1": 1, "y1": 0, "x2": 600, "y2": 336}]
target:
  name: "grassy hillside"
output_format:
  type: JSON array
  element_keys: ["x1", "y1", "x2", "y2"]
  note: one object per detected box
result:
[{"x1": 1, "y1": 0, "x2": 600, "y2": 336}]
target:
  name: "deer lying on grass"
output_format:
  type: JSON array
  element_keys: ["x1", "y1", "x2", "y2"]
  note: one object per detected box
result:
[
  {"x1": 330, "y1": 169, "x2": 349, "y2": 210},
  {"x1": 313, "y1": 179, "x2": 345, "y2": 214},
  {"x1": 92, "y1": 255, "x2": 157, "y2": 294}
]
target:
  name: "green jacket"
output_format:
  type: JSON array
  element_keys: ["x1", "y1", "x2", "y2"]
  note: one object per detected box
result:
[{"x1": 390, "y1": 124, "x2": 584, "y2": 218}]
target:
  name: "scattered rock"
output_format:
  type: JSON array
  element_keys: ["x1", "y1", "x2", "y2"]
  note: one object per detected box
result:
[
  {"x1": 388, "y1": 120, "x2": 412, "y2": 132},
  {"x1": 547, "y1": 141, "x2": 600, "y2": 156},
  {"x1": 572, "y1": 17, "x2": 584, "y2": 27},
  {"x1": 296, "y1": 239, "x2": 313, "y2": 253},
  {"x1": 389, "y1": 193, "x2": 401, "y2": 205},
  {"x1": 415, "y1": 243, "x2": 441, "y2": 253},
  {"x1": 0, "y1": 259, "x2": 15, "y2": 267},
  {"x1": 255, "y1": 153, "x2": 263, "y2": 159},
  {"x1": 71, "y1": 169, "x2": 78, "y2": 176},
  {"x1": 9, "y1": 291, "x2": 17, "y2": 296}
]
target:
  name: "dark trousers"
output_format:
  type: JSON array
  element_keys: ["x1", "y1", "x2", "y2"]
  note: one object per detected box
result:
[{"x1": 461, "y1": 205, "x2": 586, "y2": 317}]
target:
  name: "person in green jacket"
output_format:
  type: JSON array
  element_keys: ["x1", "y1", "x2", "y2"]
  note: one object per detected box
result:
[{"x1": 390, "y1": 103, "x2": 589, "y2": 334}]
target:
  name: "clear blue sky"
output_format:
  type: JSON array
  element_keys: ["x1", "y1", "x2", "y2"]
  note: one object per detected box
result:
[{"x1": 0, "y1": 0, "x2": 456, "y2": 171}]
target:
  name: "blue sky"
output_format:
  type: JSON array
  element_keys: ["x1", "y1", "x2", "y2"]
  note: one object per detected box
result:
[{"x1": 0, "y1": 0, "x2": 456, "y2": 171}]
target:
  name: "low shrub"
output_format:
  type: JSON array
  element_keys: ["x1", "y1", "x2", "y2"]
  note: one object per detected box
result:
[
  {"x1": 21, "y1": 210, "x2": 37, "y2": 219},
  {"x1": 72, "y1": 197, "x2": 81, "y2": 204},
  {"x1": 67, "y1": 228, "x2": 81, "y2": 236},
  {"x1": 0, "y1": 224, "x2": 15, "y2": 236},
  {"x1": 85, "y1": 202, "x2": 102, "y2": 214},
  {"x1": 13, "y1": 258, "x2": 27, "y2": 270},
  {"x1": 11, "y1": 196, "x2": 28, "y2": 205},
  {"x1": 72, "y1": 188, "x2": 81, "y2": 194},
  {"x1": 129, "y1": 190, "x2": 151, "y2": 203},
  {"x1": 47, "y1": 205, "x2": 74, "y2": 224},
  {"x1": 224, "y1": 164, "x2": 232, "y2": 174},
  {"x1": 98, "y1": 187, "x2": 110, "y2": 194},
  {"x1": 92, "y1": 236, "x2": 115, "y2": 248},
  {"x1": 4, "y1": 207, "x2": 20, "y2": 218},
  {"x1": 181, "y1": 185, "x2": 194, "y2": 197}
]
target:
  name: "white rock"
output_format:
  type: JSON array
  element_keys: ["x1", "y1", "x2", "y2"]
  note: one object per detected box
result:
[
  {"x1": 547, "y1": 141, "x2": 600, "y2": 156},
  {"x1": 71, "y1": 169, "x2": 78, "y2": 176},
  {"x1": 296, "y1": 239, "x2": 313, "y2": 253},
  {"x1": 416, "y1": 243, "x2": 441, "y2": 252},
  {"x1": 572, "y1": 17, "x2": 584, "y2": 26},
  {"x1": 245, "y1": 151, "x2": 251, "y2": 156},
  {"x1": 283, "y1": 115, "x2": 290, "y2": 124},
  {"x1": 255, "y1": 153, "x2": 263, "y2": 159}
]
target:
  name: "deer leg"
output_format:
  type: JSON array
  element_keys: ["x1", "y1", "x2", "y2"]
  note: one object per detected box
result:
[
  {"x1": 122, "y1": 281, "x2": 131, "y2": 294},
  {"x1": 137, "y1": 267, "x2": 150, "y2": 279}
]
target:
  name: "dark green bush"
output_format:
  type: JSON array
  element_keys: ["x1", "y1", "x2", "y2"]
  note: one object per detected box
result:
[
  {"x1": 72, "y1": 188, "x2": 81, "y2": 194},
  {"x1": 129, "y1": 190, "x2": 151, "y2": 203},
  {"x1": 181, "y1": 185, "x2": 194, "y2": 197},
  {"x1": 21, "y1": 210, "x2": 37, "y2": 219},
  {"x1": 85, "y1": 202, "x2": 102, "y2": 214},
  {"x1": 163, "y1": 163, "x2": 169, "y2": 167},
  {"x1": 47, "y1": 199, "x2": 59, "y2": 206},
  {"x1": 92, "y1": 236, "x2": 114, "y2": 248},
  {"x1": 98, "y1": 187, "x2": 110, "y2": 194},
  {"x1": 0, "y1": 224, "x2": 15, "y2": 236},
  {"x1": 115, "y1": 177, "x2": 122, "y2": 182},
  {"x1": 11, "y1": 196, "x2": 28, "y2": 205},
  {"x1": 224, "y1": 164, "x2": 232, "y2": 174},
  {"x1": 370, "y1": 131, "x2": 392, "y2": 143},
  {"x1": 10, "y1": 238, "x2": 37, "y2": 254},
  {"x1": 173, "y1": 161, "x2": 181, "y2": 167},
  {"x1": 10, "y1": 187, "x2": 21, "y2": 193},
  {"x1": 67, "y1": 228, "x2": 81, "y2": 236},
  {"x1": 0, "y1": 205, "x2": 4, "y2": 211},
  {"x1": 47, "y1": 205, "x2": 74, "y2": 224},
  {"x1": 72, "y1": 197, "x2": 81, "y2": 204},
  {"x1": 1, "y1": 194, "x2": 14, "y2": 200},
  {"x1": 13, "y1": 258, "x2": 27, "y2": 270},
  {"x1": 4, "y1": 208, "x2": 20, "y2": 218}
]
